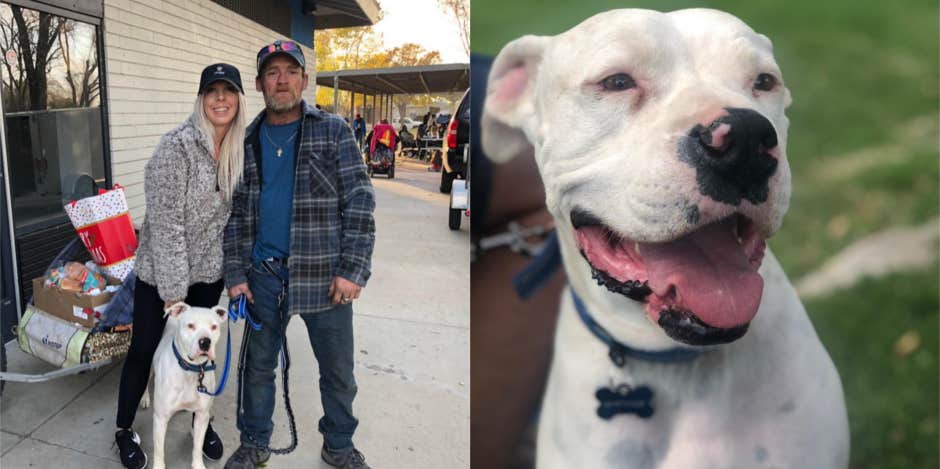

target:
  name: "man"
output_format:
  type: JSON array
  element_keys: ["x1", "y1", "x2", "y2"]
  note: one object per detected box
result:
[
  {"x1": 353, "y1": 113, "x2": 366, "y2": 149},
  {"x1": 223, "y1": 39, "x2": 376, "y2": 469}
]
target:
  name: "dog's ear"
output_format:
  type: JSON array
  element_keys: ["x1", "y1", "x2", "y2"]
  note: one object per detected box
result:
[
  {"x1": 163, "y1": 302, "x2": 190, "y2": 318},
  {"x1": 211, "y1": 306, "x2": 227, "y2": 321},
  {"x1": 482, "y1": 35, "x2": 549, "y2": 164}
]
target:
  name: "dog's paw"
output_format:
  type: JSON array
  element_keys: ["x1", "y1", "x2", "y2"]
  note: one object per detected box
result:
[{"x1": 139, "y1": 391, "x2": 150, "y2": 409}]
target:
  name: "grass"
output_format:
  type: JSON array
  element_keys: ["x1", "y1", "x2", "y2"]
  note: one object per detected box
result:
[
  {"x1": 472, "y1": 1, "x2": 940, "y2": 467},
  {"x1": 807, "y1": 267, "x2": 939, "y2": 469}
]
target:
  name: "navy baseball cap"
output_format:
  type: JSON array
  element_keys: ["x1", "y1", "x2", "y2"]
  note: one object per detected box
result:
[
  {"x1": 199, "y1": 63, "x2": 244, "y2": 94},
  {"x1": 256, "y1": 40, "x2": 306, "y2": 74}
]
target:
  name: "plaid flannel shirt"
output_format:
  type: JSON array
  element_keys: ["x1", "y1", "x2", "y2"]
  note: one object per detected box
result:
[{"x1": 223, "y1": 101, "x2": 376, "y2": 315}]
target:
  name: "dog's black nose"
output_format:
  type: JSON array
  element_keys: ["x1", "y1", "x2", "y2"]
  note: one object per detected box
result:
[
  {"x1": 198, "y1": 337, "x2": 211, "y2": 351},
  {"x1": 680, "y1": 108, "x2": 779, "y2": 205}
]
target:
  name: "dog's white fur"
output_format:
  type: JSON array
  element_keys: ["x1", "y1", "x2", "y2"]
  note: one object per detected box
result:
[
  {"x1": 148, "y1": 302, "x2": 226, "y2": 469},
  {"x1": 483, "y1": 9, "x2": 849, "y2": 468}
]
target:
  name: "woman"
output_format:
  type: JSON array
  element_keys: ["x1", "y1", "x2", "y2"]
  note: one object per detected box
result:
[{"x1": 114, "y1": 63, "x2": 247, "y2": 469}]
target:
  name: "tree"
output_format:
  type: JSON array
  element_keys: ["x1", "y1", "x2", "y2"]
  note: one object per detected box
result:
[
  {"x1": 385, "y1": 43, "x2": 441, "y2": 67},
  {"x1": 7, "y1": 5, "x2": 65, "y2": 111},
  {"x1": 437, "y1": 0, "x2": 469, "y2": 59},
  {"x1": 59, "y1": 23, "x2": 99, "y2": 107}
]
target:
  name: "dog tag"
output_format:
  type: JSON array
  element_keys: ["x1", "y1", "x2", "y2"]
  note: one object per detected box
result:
[{"x1": 595, "y1": 384, "x2": 654, "y2": 420}]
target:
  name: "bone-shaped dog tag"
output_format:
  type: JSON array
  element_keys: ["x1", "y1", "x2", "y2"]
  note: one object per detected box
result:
[{"x1": 595, "y1": 384, "x2": 654, "y2": 420}]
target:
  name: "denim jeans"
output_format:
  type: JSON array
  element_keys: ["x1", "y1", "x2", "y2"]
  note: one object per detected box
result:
[{"x1": 238, "y1": 259, "x2": 359, "y2": 450}]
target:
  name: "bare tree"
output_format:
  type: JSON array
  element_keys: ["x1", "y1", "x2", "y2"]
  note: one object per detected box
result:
[
  {"x1": 59, "y1": 23, "x2": 99, "y2": 107},
  {"x1": 9, "y1": 5, "x2": 66, "y2": 110},
  {"x1": 0, "y1": 10, "x2": 28, "y2": 111},
  {"x1": 437, "y1": 0, "x2": 469, "y2": 59}
]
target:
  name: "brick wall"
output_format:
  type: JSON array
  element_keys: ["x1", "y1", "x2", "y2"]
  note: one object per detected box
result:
[{"x1": 103, "y1": 0, "x2": 316, "y2": 221}]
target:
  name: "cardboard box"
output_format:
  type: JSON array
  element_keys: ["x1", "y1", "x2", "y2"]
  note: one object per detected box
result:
[{"x1": 32, "y1": 276, "x2": 120, "y2": 329}]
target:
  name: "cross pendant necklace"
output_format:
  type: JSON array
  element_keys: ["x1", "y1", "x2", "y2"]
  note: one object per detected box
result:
[{"x1": 263, "y1": 126, "x2": 298, "y2": 158}]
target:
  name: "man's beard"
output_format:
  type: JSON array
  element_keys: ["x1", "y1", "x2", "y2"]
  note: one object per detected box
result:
[{"x1": 264, "y1": 92, "x2": 302, "y2": 113}]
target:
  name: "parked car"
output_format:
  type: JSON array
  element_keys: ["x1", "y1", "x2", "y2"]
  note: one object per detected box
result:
[
  {"x1": 441, "y1": 89, "x2": 469, "y2": 194},
  {"x1": 442, "y1": 89, "x2": 470, "y2": 230},
  {"x1": 397, "y1": 117, "x2": 421, "y2": 133}
]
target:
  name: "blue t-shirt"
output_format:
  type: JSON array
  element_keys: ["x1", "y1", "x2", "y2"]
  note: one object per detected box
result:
[{"x1": 252, "y1": 118, "x2": 301, "y2": 261}]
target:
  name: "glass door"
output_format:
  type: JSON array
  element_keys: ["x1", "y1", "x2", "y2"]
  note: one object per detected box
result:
[{"x1": 0, "y1": 1, "x2": 109, "y2": 327}]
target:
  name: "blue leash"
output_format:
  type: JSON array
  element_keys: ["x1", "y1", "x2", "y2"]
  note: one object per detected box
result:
[
  {"x1": 228, "y1": 293, "x2": 262, "y2": 331},
  {"x1": 188, "y1": 294, "x2": 260, "y2": 397}
]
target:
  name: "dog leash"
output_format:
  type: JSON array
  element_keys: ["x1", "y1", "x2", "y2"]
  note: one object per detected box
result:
[
  {"x1": 231, "y1": 290, "x2": 299, "y2": 455},
  {"x1": 184, "y1": 294, "x2": 262, "y2": 397},
  {"x1": 228, "y1": 293, "x2": 262, "y2": 331}
]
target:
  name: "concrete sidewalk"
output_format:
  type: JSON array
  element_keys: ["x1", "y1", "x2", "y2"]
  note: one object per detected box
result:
[{"x1": 0, "y1": 159, "x2": 470, "y2": 468}]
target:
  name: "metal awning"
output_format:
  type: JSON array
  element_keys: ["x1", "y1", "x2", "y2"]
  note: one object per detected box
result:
[
  {"x1": 315, "y1": 63, "x2": 470, "y2": 95},
  {"x1": 312, "y1": 0, "x2": 381, "y2": 29}
]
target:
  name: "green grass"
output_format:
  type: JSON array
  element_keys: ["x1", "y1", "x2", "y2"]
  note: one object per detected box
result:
[
  {"x1": 473, "y1": 1, "x2": 940, "y2": 466},
  {"x1": 806, "y1": 267, "x2": 939, "y2": 469}
]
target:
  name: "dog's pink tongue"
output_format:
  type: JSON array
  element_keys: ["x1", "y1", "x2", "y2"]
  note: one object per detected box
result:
[{"x1": 642, "y1": 220, "x2": 763, "y2": 329}]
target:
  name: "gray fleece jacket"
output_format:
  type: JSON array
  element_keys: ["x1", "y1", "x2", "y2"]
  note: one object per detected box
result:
[{"x1": 135, "y1": 115, "x2": 232, "y2": 301}]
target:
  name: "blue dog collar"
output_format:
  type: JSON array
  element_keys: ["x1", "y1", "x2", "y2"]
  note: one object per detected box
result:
[
  {"x1": 172, "y1": 340, "x2": 217, "y2": 373},
  {"x1": 571, "y1": 289, "x2": 703, "y2": 365}
]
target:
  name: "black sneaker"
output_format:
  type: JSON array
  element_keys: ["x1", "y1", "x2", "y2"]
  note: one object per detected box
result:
[
  {"x1": 192, "y1": 415, "x2": 224, "y2": 460},
  {"x1": 223, "y1": 444, "x2": 270, "y2": 469},
  {"x1": 321, "y1": 444, "x2": 371, "y2": 469},
  {"x1": 115, "y1": 428, "x2": 147, "y2": 469}
]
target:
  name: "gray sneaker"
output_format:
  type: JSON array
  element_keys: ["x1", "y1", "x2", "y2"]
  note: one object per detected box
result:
[
  {"x1": 321, "y1": 444, "x2": 371, "y2": 469},
  {"x1": 223, "y1": 444, "x2": 270, "y2": 469}
]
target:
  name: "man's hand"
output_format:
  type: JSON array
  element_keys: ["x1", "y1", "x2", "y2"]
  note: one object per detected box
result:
[
  {"x1": 228, "y1": 283, "x2": 254, "y2": 303},
  {"x1": 329, "y1": 276, "x2": 361, "y2": 305},
  {"x1": 163, "y1": 299, "x2": 184, "y2": 310}
]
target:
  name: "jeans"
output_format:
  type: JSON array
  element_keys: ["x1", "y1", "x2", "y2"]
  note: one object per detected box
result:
[{"x1": 238, "y1": 259, "x2": 359, "y2": 450}]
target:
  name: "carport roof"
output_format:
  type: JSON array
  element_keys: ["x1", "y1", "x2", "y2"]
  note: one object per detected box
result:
[
  {"x1": 315, "y1": 0, "x2": 382, "y2": 28},
  {"x1": 315, "y1": 63, "x2": 470, "y2": 95}
]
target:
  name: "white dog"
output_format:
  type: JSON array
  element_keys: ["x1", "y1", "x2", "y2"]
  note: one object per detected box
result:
[
  {"x1": 149, "y1": 302, "x2": 226, "y2": 469},
  {"x1": 482, "y1": 9, "x2": 849, "y2": 468}
]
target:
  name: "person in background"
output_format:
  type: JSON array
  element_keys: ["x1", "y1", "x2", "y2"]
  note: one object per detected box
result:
[
  {"x1": 114, "y1": 63, "x2": 248, "y2": 469},
  {"x1": 222, "y1": 39, "x2": 376, "y2": 469},
  {"x1": 369, "y1": 118, "x2": 398, "y2": 161},
  {"x1": 353, "y1": 113, "x2": 367, "y2": 150}
]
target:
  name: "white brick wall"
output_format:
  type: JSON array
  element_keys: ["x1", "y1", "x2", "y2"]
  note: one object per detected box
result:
[{"x1": 103, "y1": 0, "x2": 316, "y2": 221}]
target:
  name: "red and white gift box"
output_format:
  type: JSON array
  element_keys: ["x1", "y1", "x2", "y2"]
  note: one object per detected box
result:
[{"x1": 63, "y1": 184, "x2": 138, "y2": 280}]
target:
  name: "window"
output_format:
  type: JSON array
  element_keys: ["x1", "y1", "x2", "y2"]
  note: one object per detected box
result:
[{"x1": 0, "y1": 2, "x2": 106, "y2": 229}]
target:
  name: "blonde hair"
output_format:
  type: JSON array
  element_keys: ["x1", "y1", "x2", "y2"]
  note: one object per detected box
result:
[{"x1": 192, "y1": 92, "x2": 247, "y2": 201}]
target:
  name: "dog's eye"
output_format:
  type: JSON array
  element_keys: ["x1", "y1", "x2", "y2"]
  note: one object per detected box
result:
[
  {"x1": 601, "y1": 73, "x2": 636, "y2": 91},
  {"x1": 187, "y1": 323, "x2": 195, "y2": 330},
  {"x1": 211, "y1": 325, "x2": 217, "y2": 331},
  {"x1": 753, "y1": 73, "x2": 777, "y2": 92}
]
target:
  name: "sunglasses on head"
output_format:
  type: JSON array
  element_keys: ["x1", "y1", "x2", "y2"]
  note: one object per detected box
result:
[{"x1": 257, "y1": 40, "x2": 300, "y2": 65}]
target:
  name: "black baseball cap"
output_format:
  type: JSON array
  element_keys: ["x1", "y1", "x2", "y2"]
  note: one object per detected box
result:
[
  {"x1": 199, "y1": 63, "x2": 244, "y2": 95},
  {"x1": 256, "y1": 40, "x2": 306, "y2": 74}
]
